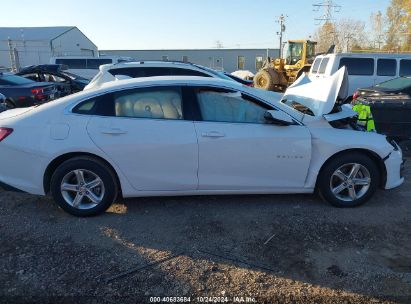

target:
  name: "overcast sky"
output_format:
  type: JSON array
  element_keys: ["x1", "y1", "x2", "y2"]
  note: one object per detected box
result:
[{"x1": 1, "y1": 0, "x2": 390, "y2": 50}]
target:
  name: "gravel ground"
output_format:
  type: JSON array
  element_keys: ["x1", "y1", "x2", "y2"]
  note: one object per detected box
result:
[{"x1": 0, "y1": 159, "x2": 410, "y2": 304}]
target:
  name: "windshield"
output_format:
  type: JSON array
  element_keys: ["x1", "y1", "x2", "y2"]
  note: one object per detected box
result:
[
  {"x1": 375, "y1": 77, "x2": 411, "y2": 90},
  {"x1": 0, "y1": 75, "x2": 34, "y2": 85},
  {"x1": 285, "y1": 42, "x2": 303, "y2": 65}
]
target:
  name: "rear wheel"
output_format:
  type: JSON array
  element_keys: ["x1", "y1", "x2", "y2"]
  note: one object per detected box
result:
[
  {"x1": 317, "y1": 153, "x2": 379, "y2": 207},
  {"x1": 50, "y1": 157, "x2": 118, "y2": 216}
]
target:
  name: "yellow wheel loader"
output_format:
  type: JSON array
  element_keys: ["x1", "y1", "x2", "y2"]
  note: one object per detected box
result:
[{"x1": 254, "y1": 40, "x2": 317, "y2": 92}]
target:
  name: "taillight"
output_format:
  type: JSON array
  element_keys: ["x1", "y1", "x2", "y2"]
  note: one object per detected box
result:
[
  {"x1": 0, "y1": 128, "x2": 13, "y2": 142},
  {"x1": 352, "y1": 91, "x2": 359, "y2": 100},
  {"x1": 31, "y1": 88, "x2": 44, "y2": 95}
]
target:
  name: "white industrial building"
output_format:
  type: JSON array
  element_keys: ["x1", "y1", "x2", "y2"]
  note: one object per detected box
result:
[
  {"x1": 101, "y1": 49, "x2": 280, "y2": 74},
  {"x1": 0, "y1": 26, "x2": 98, "y2": 71}
]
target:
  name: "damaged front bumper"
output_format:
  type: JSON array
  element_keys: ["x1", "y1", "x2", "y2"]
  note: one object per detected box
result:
[{"x1": 384, "y1": 146, "x2": 405, "y2": 190}]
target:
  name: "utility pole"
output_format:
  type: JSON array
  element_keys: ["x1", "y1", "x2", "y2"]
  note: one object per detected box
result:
[
  {"x1": 7, "y1": 38, "x2": 17, "y2": 72},
  {"x1": 313, "y1": 0, "x2": 341, "y2": 24},
  {"x1": 345, "y1": 34, "x2": 353, "y2": 52},
  {"x1": 276, "y1": 14, "x2": 287, "y2": 58}
]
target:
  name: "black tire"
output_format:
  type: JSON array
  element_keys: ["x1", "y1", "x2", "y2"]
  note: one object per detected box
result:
[
  {"x1": 50, "y1": 156, "x2": 118, "y2": 216},
  {"x1": 317, "y1": 152, "x2": 379, "y2": 207},
  {"x1": 253, "y1": 69, "x2": 277, "y2": 91}
]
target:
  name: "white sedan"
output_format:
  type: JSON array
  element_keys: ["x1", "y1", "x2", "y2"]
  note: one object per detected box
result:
[{"x1": 0, "y1": 69, "x2": 404, "y2": 216}]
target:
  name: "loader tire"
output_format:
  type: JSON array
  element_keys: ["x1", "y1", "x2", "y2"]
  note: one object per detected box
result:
[{"x1": 253, "y1": 69, "x2": 278, "y2": 91}]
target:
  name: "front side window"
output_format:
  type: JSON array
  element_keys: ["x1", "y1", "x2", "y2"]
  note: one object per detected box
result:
[
  {"x1": 195, "y1": 88, "x2": 269, "y2": 124},
  {"x1": 400, "y1": 59, "x2": 411, "y2": 77},
  {"x1": 237, "y1": 56, "x2": 245, "y2": 70},
  {"x1": 114, "y1": 87, "x2": 183, "y2": 120},
  {"x1": 377, "y1": 59, "x2": 397, "y2": 76},
  {"x1": 339, "y1": 57, "x2": 374, "y2": 76}
]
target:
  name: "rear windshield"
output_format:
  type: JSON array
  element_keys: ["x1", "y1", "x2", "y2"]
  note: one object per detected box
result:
[
  {"x1": 375, "y1": 77, "x2": 411, "y2": 90},
  {"x1": 318, "y1": 58, "x2": 329, "y2": 74},
  {"x1": 311, "y1": 58, "x2": 322, "y2": 74},
  {"x1": 0, "y1": 75, "x2": 34, "y2": 85}
]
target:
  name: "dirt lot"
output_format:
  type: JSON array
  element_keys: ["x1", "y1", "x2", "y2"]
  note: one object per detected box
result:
[{"x1": 0, "y1": 159, "x2": 410, "y2": 304}]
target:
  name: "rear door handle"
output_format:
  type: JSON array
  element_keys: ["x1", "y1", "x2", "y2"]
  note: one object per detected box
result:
[
  {"x1": 100, "y1": 127, "x2": 127, "y2": 135},
  {"x1": 202, "y1": 131, "x2": 225, "y2": 138}
]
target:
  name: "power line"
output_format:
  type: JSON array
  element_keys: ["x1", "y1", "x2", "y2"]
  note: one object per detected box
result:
[{"x1": 313, "y1": 0, "x2": 341, "y2": 25}]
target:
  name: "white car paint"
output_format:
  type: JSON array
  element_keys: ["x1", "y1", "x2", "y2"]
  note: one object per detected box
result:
[
  {"x1": 0, "y1": 75, "x2": 404, "y2": 200},
  {"x1": 309, "y1": 53, "x2": 411, "y2": 96}
]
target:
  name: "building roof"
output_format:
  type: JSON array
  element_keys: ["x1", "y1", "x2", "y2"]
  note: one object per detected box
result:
[{"x1": 0, "y1": 26, "x2": 76, "y2": 41}]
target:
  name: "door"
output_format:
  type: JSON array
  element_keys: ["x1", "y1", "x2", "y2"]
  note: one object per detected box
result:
[
  {"x1": 191, "y1": 87, "x2": 312, "y2": 190},
  {"x1": 85, "y1": 86, "x2": 198, "y2": 191}
]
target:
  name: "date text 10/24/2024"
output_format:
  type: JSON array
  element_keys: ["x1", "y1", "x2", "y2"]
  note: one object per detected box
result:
[{"x1": 149, "y1": 296, "x2": 257, "y2": 303}]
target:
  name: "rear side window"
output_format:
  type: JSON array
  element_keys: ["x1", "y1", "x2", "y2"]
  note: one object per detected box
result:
[
  {"x1": 311, "y1": 58, "x2": 321, "y2": 74},
  {"x1": 339, "y1": 58, "x2": 374, "y2": 76},
  {"x1": 318, "y1": 58, "x2": 329, "y2": 74},
  {"x1": 72, "y1": 94, "x2": 113, "y2": 115},
  {"x1": 114, "y1": 87, "x2": 183, "y2": 120},
  {"x1": 377, "y1": 59, "x2": 397, "y2": 76},
  {"x1": 400, "y1": 59, "x2": 411, "y2": 76}
]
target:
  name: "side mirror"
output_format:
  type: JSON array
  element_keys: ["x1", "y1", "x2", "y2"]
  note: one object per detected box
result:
[
  {"x1": 264, "y1": 110, "x2": 295, "y2": 126},
  {"x1": 0, "y1": 93, "x2": 5, "y2": 103}
]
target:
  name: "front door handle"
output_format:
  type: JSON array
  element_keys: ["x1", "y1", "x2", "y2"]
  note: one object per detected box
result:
[
  {"x1": 100, "y1": 127, "x2": 127, "y2": 135},
  {"x1": 202, "y1": 131, "x2": 225, "y2": 138}
]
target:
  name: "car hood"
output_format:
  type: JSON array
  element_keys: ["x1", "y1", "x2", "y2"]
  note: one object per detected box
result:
[{"x1": 281, "y1": 67, "x2": 349, "y2": 117}]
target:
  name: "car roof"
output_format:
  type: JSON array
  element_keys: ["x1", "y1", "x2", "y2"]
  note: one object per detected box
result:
[
  {"x1": 315, "y1": 52, "x2": 411, "y2": 59},
  {"x1": 100, "y1": 60, "x2": 200, "y2": 70},
  {"x1": 94, "y1": 75, "x2": 238, "y2": 91}
]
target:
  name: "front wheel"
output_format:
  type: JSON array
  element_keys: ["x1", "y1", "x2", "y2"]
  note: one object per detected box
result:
[
  {"x1": 50, "y1": 156, "x2": 118, "y2": 216},
  {"x1": 317, "y1": 153, "x2": 379, "y2": 207}
]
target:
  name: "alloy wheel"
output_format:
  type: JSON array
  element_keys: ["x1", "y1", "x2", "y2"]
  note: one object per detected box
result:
[
  {"x1": 329, "y1": 163, "x2": 371, "y2": 202},
  {"x1": 60, "y1": 169, "x2": 105, "y2": 209}
]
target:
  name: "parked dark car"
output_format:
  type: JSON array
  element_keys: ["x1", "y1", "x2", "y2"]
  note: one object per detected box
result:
[
  {"x1": 353, "y1": 77, "x2": 411, "y2": 141},
  {"x1": 0, "y1": 73, "x2": 57, "y2": 108},
  {"x1": 17, "y1": 64, "x2": 89, "y2": 96}
]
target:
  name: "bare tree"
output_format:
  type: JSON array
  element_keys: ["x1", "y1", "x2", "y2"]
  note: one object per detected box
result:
[
  {"x1": 335, "y1": 19, "x2": 369, "y2": 52},
  {"x1": 313, "y1": 22, "x2": 338, "y2": 53},
  {"x1": 314, "y1": 19, "x2": 368, "y2": 53}
]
